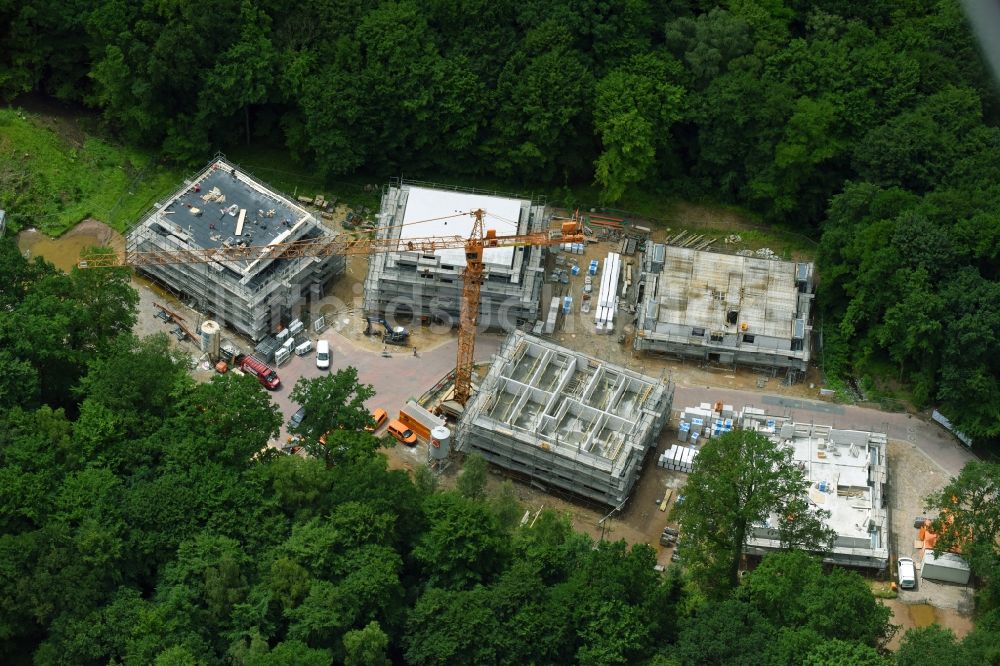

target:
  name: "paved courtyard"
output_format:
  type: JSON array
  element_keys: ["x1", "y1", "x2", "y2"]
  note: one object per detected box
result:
[{"x1": 266, "y1": 328, "x2": 503, "y2": 442}]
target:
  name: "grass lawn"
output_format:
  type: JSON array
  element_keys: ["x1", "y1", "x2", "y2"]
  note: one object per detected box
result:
[{"x1": 0, "y1": 107, "x2": 184, "y2": 235}]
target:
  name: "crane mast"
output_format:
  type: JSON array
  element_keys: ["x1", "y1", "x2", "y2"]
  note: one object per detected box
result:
[{"x1": 455, "y1": 209, "x2": 487, "y2": 406}]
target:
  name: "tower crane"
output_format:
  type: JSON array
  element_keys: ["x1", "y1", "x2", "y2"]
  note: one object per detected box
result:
[{"x1": 80, "y1": 210, "x2": 584, "y2": 405}]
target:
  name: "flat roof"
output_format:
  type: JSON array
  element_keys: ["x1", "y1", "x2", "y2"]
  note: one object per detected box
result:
[
  {"x1": 791, "y1": 434, "x2": 878, "y2": 539},
  {"x1": 399, "y1": 186, "x2": 522, "y2": 268},
  {"x1": 154, "y1": 163, "x2": 310, "y2": 252}
]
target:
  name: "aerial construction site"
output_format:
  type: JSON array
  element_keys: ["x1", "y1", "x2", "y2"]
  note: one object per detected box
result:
[{"x1": 81, "y1": 161, "x2": 921, "y2": 576}]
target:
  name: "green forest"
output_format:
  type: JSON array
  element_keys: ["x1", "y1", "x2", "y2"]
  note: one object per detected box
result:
[
  {"x1": 3, "y1": 2, "x2": 1000, "y2": 661},
  {"x1": 2, "y1": 0, "x2": 1000, "y2": 441},
  {"x1": 3, "y1": 235, "x2": 1000, "y2": 664}
]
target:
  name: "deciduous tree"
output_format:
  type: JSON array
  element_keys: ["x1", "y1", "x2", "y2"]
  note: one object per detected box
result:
[{"x1": 671, "y1": 429, "x2": 834, "y2": 595}]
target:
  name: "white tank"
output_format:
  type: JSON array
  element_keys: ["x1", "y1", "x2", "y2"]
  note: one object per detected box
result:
[
  {"x1": 429, "y1": 426, "x2": 450, "y2": 460},
  {"x1": 199, "y1": 320, "x2": 221, "y2": 359}
]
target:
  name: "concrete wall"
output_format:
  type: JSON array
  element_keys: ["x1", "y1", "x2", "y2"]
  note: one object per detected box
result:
[{"x1": 456, "y1": 331, "x2": 674, "y2": 507}]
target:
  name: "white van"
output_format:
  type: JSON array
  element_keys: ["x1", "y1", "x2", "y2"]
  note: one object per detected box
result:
[
  {"x1": 898, "y1": 557, "x2": 916, "y2": 589},
  {"x1": 315, "y1": 339, "x2": 330, "y2": 369}
]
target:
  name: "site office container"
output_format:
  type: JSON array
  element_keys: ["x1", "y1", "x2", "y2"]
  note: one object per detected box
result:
[
  {"x1": 239, "y1": 354, "x2": 281, "y2": 390},
  {"x1": 398, "y1": 400, "x2": 445, "y2": 441}
]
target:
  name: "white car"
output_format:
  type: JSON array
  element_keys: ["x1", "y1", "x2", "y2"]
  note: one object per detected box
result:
[
  {"x1": 898, "y1": 557, "x2": 916, "y2": 589},
  {"x1": 315, "y1": 339, "x2": 330, "y2": 369}
]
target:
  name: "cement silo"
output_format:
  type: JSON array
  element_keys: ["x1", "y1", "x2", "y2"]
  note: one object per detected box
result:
[
  {"x1": 429, "y1": 426, "x2": 450, "y2": 460},
  {"x1": 200, "y1": 320, "x2": 221, "y2": 359}
]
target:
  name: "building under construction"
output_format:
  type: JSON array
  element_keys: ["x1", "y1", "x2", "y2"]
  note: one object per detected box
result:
[
  {"x1": 737, "y1": 408, "x2": 889, "y2": 570},
  {"x1": 363, "y1": 180, "x2": 548, "y2": 329},
  {"x1": 456, "y1": 330, "x2": 673, "y2": 507},
  {"x1": 633, "y1": 244, "x2": 814, "y2": 377},
  {"x1": 126, "y1": 158, "x2": 344, "y2": 341}
]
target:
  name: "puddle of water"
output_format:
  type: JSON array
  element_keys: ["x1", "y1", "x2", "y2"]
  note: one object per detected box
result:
[
  {"x1": 908, "y1": 603, "x2": 936, "y2": 627},
  {"x1": 16, "y1": 221, "x2": 120, "y2": 273}
]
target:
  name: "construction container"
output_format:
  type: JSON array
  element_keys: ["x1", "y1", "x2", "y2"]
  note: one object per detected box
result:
[
  {"x1": 399, "y1": 400, "x2": 446, "y2": 442},
  {"x1": 921, "y1": 551, "x2": 971, "y2": 584}
]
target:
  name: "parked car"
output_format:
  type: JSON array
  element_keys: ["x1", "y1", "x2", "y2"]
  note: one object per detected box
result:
[
  {"x1": 316, "y1": 339, "x2": 330, "y2": 369},
  {"x1": 387, "y1": 419, "x2": 417, "y2": 446},
  {"x1": 898, "y1": 557, "x2": 917, "y2": 589},
  {"x1": 289, "y1": 406, "x2": 306, "y2": 429},
  {"x1": 366, "y1": 408, "x2": 388, "y2": 432}
]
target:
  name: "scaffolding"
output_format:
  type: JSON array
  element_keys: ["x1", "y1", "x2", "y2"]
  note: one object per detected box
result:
[
  {"x1": 633, "y1": 244, "x2": 814, "y2": 374},
  {"x1": 126, "y1": 157, "x2": 345, "y2": 341},
  {"x1": 456, "y1": 330, "x2": 674, "y2": 507},
  {"x1": 363, "y1": 181, "x2": 548, "y2": 329}
]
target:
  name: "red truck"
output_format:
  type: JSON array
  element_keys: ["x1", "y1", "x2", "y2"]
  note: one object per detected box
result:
[{"x1": 237, "y1": 354, "x2": 281, "y2": 390}]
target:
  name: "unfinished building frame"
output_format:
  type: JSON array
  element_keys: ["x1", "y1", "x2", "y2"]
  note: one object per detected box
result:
[
  {"x1": 737, "y1": 408, "x2": 889, "y2": 570},
  {"x1": 364, "y1": 180, "x2": 548, "y2": 330},
  {"x1": 634, "y1": 244, "x2": 814, "y2": 376},
  {"x1": 126, "y1": 157, "x2": 344, "y2": 341},
  {"x1": 456, "y1": 330, "x2": 674, "y2": 507}
]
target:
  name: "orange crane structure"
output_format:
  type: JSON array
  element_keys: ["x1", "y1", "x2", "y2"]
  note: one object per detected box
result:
[{"x1": 80, "y1": 209, "x2": 584, "y2": 405}]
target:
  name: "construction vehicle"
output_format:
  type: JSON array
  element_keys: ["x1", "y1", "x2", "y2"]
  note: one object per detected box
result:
[
  {"x1": 235, "y1": 354, "x2": 281, "y2": 390},
  {"x1": 80, "y1": 209, "x2": 584, "y2": 404},
  {"x1": 366, "y1": 317, "x2": 409, "y2": 345}
]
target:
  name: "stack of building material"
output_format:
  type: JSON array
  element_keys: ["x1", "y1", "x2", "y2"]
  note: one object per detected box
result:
[
  {"x1": 678, "y1": 403, "x2": 736, "y2": 440},
  {"x1": 658, "y1": 445, "x2": 699, "y2": 472},
  {"x1": 544, "y1": 296, "x2": 560, "y2": 334},
  {"x1": 595, "y1": 252, "x2": 621, "y2": 333}
]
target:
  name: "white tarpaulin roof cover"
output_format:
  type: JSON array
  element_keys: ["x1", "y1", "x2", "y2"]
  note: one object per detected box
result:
[{"x1": 398, "y1": 187, "x2": 522, "y2": 268}]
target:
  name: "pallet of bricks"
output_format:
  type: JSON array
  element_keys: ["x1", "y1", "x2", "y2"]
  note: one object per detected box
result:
[{"x1": 658, "y1": 445, "x2": 697, "y2": 472}]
